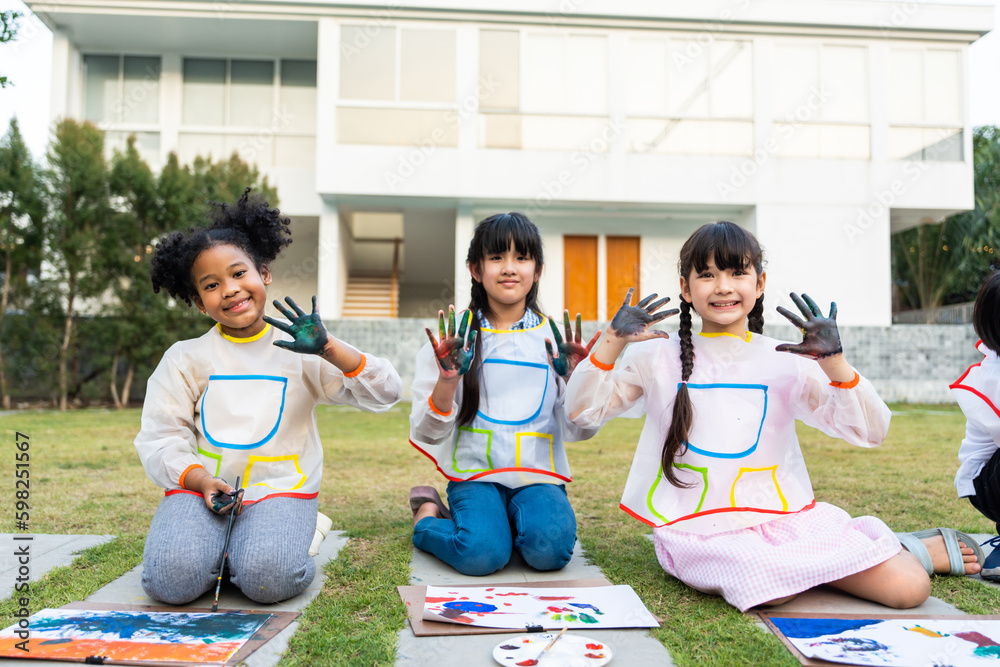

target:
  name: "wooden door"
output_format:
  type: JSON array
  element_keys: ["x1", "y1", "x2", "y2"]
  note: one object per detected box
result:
[
  {"x1": 563, "y1": 235, "x2": 598, "y2": 320},
  {"x1": 606, "y1": 236, "x2": 640, "y2": 317}
]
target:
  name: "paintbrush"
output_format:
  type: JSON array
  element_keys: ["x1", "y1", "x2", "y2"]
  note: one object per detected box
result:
[
  {"x1": 532, "y1": 627, "x2": 567, "y2": 664},
  {"x1": 211, "y1": 475, "x2": 242, "y2": 613}
]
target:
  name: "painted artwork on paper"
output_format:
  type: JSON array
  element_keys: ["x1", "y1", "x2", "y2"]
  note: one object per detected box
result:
[
  {"x1": 767, "y1": 616, "x2": 1000, "y2": 666},
  {"x1": 0, "y1": 608, "x2": 272, "y2": 664},
  {"x1": 423, "y1": 585, "x2": 659, "y2": 630}
]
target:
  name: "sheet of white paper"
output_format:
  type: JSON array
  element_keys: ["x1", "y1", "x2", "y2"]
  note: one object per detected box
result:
[
  {"x1": 769, "y1": 617, "x2": 1000, "y2": 666},
  {"x1": 422, "y1": 585, "x2": 659, "y2": 630}
]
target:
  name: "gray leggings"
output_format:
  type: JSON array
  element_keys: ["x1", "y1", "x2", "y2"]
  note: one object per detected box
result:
[{"x1": 142, "y1": 492, "x2": 317, "y2": 604}]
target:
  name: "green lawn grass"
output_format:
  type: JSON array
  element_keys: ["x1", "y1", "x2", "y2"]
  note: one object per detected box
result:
[{"x1": 1, "y1": 403, "x2": 998, "y2": 666}]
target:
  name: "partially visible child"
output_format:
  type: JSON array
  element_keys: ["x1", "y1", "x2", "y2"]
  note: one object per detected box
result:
[
  {"x1": 136, "y1": 188, "x2": 401, "y2": 604},
  {"x1": 951, "y1": 269, "x2": 1000, "y2": 581},
  {"x1": 566, "y1": 220, "x2": 981, "y2": 611}
]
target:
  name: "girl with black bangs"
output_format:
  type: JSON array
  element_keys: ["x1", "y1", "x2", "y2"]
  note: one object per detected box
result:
[
  {"x1": 407, "y1": 212, "x2": 601, "y2": 576},
  {"x1": 566, "y1": 220, "x2": 980, "y2": 611}
]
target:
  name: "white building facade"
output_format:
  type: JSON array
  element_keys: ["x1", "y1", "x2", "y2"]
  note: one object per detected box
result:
[{"x1": 28, "y1": 0, "x2": 993, "y2": 325}]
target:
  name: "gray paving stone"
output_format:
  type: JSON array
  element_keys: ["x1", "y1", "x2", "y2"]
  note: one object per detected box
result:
[
  {"x1": 0, "y1": 533, "x2": 115, "y2": 601},
  {"x1": 397, "y1": 542, "x2": 675, "y2": 666}
]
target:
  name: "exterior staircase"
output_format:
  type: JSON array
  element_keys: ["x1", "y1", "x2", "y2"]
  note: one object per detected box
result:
[{"x1": 342, "y1": 274, "x2": 397, "y2": 318}]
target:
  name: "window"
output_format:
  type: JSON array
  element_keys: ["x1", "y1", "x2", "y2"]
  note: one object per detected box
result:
[
  {"x1": 624, "y1": 37, "x2": 753, "y2": 156},
  {"x1": 772, "y1": 42, "x2": 870, "y2": 159},
  {"x1": 478, "y1": 29, "x2": 610, "y2": 152},
  {"x1": 888, "y1": 47, "x2": 963, "y2": 161},
  {"x1": 337, "y1": 25, "x2": 458, "y2": 146},
  {"x1": 83, "y1": 54, "x2": 162, "y2": 165},
  {"x1": 179, "y1": 58, "x2": 317, "y2": 169}
]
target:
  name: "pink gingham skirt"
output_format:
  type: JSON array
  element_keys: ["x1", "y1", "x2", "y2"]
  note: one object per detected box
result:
[{"x1": 652, "y1": 502, "x2": 902, "y2": 611}]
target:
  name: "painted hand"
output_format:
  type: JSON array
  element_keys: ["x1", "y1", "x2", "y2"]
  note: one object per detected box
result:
[
  {"x1": 608, "y1": 288, "x2": 679, "y2": 341},
  {"x1": 263, "y1": 296, "x2": 330, "y2": 355},
  {"x1": 425, "y1": 306, "x2": 477, "y2": 379},
  {"x1": 775, "y1": 292, "x2": 843, "y2": 359},
  {"x1": 545, "y1": 311, "x2": 602, "y2": 380},
  {"x1": 205, "y1": 478, "x2": 244, "y2": 515}
]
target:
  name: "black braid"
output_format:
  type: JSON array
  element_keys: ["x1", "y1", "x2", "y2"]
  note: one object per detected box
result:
[
  {"x1": 748, "y1": 294, "x2": 764, "y2": 334},
  {"x1": 660, "y1": 299, "x2": 695, "y2": 487}
]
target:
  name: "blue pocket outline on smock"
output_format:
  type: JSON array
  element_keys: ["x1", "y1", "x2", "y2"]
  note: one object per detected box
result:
[
  {"x1": 200, "y1": 374, "x2": 288, "y2": 449},
  {"x1": 476, "y1": 359, "x2": 550, "y2": 426},
  {"x1": 681, "y1": 382, "x2": 767, "y2": 459}
]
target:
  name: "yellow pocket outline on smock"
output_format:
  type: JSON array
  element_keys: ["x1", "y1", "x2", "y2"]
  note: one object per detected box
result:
[
  {"x1": 243, "y1": 454, "x2": 306, "y2": 491},
  {"x1": 730, "y1": 465, "x2": 788, "y2": 511},
  {"x1": 515, "y1": 432, "x2": 554, "y2": 471}
]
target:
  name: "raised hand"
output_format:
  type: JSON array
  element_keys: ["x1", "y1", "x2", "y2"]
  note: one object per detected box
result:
[
  {"x1": 263, "y1": 295, "x2": 330, "y2": 355},
  {"x1": 775, "y1": 292, "x2": 843, "y2": 359},
  {"x1": 545, "y1": 311, "x2": 602, "y2": 379},
  {"x1": 425, "y1": 306, "x2": 477, "y2": 379},
  {"x1": 608, "y1": 288, "x2": 679, "y2": 341}
]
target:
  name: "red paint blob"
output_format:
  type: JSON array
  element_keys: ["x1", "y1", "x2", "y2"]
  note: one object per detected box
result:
[
  {"x1": 486, "y1": 588, "x2": 495, "y2": 591},
  {"x1": 586, "y1": 644, "x2": 604, "y2": 650},
  {"x1": 515, "y1": 661, "x2": 538, "y2": 666},
  {"x1": 425, "y1": 597, "x2": 456, "y2": 603},
  {"x1": 504, "y1": 603, "x2": 512, "y2": 606},
  {"x1": 585, "y1": 653, "x2": 605, "y2": 659},
  {"x1": 536, "y1": 596, "x2": 574, "y2": 600},
  {"x1": 496, "y1": 592, "x2": 530, "y2": 596}
]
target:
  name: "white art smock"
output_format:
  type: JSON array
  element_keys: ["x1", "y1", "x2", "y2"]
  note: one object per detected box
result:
[
  {"x1": 566, "y1": 332, "x2": 892, "y2": 535},
  {"x1": 135, "y1": 323, "x2": 402, "y2": 504},
  {"x1": 951, "y1": 341, "x2": 1000, "y2": 497},
  {"x1": 409, "y1": 316, "x2": 597, "y2": 489}
]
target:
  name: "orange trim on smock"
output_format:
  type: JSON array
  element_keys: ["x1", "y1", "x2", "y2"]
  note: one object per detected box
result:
[
  {"x1": 428, "y1": 395, "x2": 452, "y2": 417},
  {"x1": 343, "y1": 354, "x2": 367, "y2": 378},
  {"x1": 590, "y1": 353, "x2": 615, "y2": 371},
  {"x1": 829, "y1": 371, "x2": 860, "y2": 389},
  {"x1": 179, "y1": 464, "x2": 205, "y2": 490}
]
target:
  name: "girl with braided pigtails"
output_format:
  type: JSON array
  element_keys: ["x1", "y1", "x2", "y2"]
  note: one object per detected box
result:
[{"x1": 565, "y1": 220, "x2": 980, "y2": 611}]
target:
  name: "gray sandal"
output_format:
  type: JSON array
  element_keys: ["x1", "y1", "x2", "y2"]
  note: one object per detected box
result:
[{"x1": 895, "y1": 527, "x2": 985, "y2": 576}]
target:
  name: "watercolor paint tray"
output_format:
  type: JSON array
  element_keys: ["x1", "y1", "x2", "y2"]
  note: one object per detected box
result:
[
  {"x1": 0, "y1": 602, "x2": 299, "y2": 666},
  {"x1": 400, "y1": 578, "x2": 661, "y2": 637},
  {"x1": 760, "y1": 611, "x2": 1000, "y2": 667}
]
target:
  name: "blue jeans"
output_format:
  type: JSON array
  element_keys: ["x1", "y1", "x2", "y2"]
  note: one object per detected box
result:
[{"x1": 412, "y1": 481, "x2": 576, "y2": 576}]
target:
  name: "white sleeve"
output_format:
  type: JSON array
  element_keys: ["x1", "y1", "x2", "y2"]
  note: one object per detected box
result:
[
  {"x1": 409, "y1": 342, "x2": 460, "y2": 446},
  {"x1": 313, "y1": 346, "x2": 402, "y2": 412},
  {"x1": 133, "y1": 348, "x2": 202, "y2": 489},
  {"x1": 564, "y1": 344, "x2": 650, "y2": 431},
  {"x1": 790, "y1": 362, "x2": 891, "y2": 448},
  {"x1": 554, "y1": 375, "x2": 600, "y2": 443}
]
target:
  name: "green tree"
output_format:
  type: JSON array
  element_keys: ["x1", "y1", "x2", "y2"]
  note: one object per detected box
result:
[
  {"x1": 893, "y1": 126, "x2": 1000, "y2": 317},
  {"x1": 44, "y1": 119, "x2": 114, "y2": 410},
  {"x1": 0, "y1": 11, "x2": 20, "y2": 88},
  {"x1": 0, "y1": 118, "x2": 44, "y2": 408},
  {"x1": 191, "y1": 152, "x2": 278, "y2": 206}
]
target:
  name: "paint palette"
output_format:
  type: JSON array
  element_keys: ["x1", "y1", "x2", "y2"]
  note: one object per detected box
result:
[{"x1": 492, "y1": 633, "x2": 612, "y2": 666}]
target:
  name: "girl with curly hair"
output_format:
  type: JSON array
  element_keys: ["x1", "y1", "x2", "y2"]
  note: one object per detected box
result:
[{"x1": 135, "y1": 188, "x2": 401, "y2": 604}]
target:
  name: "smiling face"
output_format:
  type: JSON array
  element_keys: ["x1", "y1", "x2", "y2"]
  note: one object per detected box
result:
[
  {"x1": 469, "y1": 240, "x2": 541, "y2": 315},
  {"x1": 680, "y1": 255, "x2": 765, "y2": 336},
  {"x1": 191, "y1": 243, "x2": 272, "y2": 339}
]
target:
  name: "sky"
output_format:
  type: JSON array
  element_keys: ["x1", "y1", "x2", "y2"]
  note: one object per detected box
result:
[{"x1": 1, "y1": 0, "x2": 999, "y2": 158}]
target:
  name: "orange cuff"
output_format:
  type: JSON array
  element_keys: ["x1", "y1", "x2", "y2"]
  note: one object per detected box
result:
[
  {"x1": 428, "y1": 395, "x2": 453, "y2": 417},
  {"x1": 344, "y1": 354, "x2": 367, "y2": 378},
  {"x1": 179, "y1": 464, "x2": 205, "y2": 490},
  {"x1": 830, "y1": 371, "x2": 860, "y2": 389},
  {"x1": 590, "y1": 353, "x2": 615, "y2": 371}
]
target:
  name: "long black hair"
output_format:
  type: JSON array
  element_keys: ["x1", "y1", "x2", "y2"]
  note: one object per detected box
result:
[
  {"x1": 456, "y1": 212, "x2": 544, "y2": 426},
  {"x1": 150, "y1": 188, "x2": 291, "y2": 304},
  {"x1": 661, "y1": 221, "x2": 765, "y2": 486}
]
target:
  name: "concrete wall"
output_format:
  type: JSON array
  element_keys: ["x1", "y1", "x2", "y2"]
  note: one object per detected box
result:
[{"x1": 326, "y1": 319, "x2": 981, "y2": 404}]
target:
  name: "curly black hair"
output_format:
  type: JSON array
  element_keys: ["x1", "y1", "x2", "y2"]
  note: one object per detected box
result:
[{"x1": 150, "y1": 188, "x2": 292, "y2": 305}]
